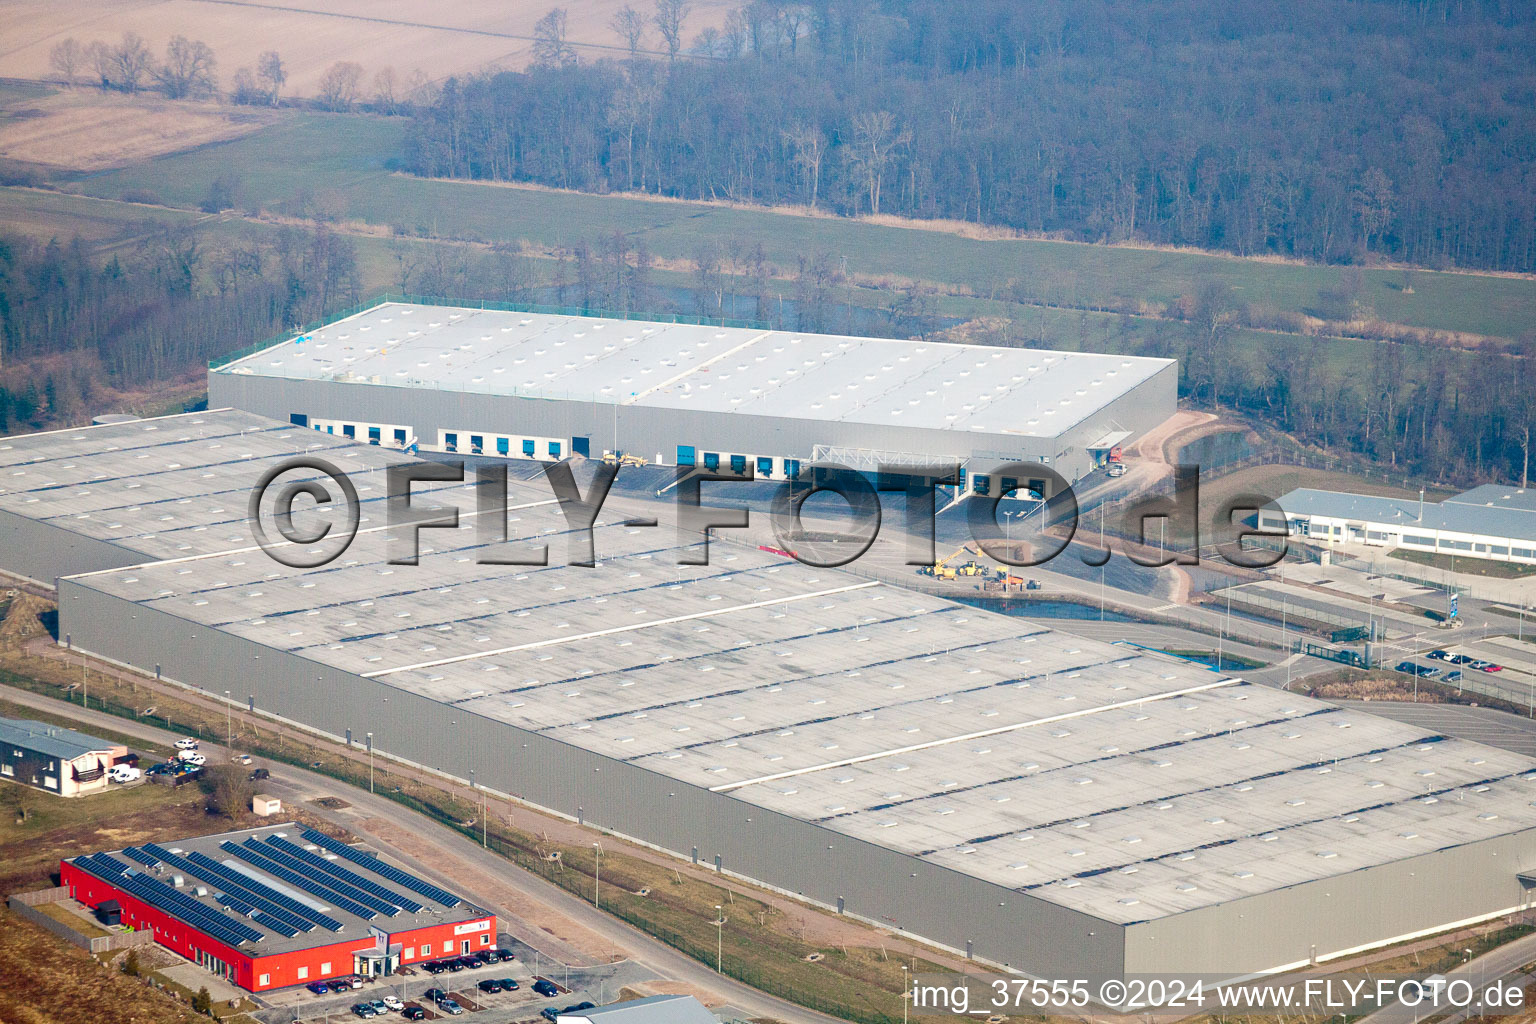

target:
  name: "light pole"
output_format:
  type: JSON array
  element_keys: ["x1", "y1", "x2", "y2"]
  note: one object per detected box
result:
[
  {"x1": 224, "y1": 690, "x2": 232, "y2": 747},
  {"x1": 902, "y1": 964, "x2": 910, "y2": 1024},
  {"x1": 714, "y1": 905, "x2": 724, "y2": 974},
  {"x1": 366, "y1": 732, "x2": 374, "y2": 793},
  {"x1": 593, "y1": 843, "x2": 602, "y2": 909}
]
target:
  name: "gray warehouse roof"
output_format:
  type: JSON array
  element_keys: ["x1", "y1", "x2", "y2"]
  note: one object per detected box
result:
[
  {"x1": 0, "y1": 717, "x2": 121, "y2": 760},
  {"x1": 214, "y1": 302, "x2": 1174, "y2": 438},
  {"x1": 1274, "y1": 487, "x2": 1536, "y2": 540},
  {"x1": 48, "y1": 424, "x2": 1536, "y2": 927}
]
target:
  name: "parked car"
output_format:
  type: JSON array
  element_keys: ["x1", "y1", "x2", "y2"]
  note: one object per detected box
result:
[
  {"x1": 478, "y1": 949, "x2": 500, "y2": 964},
  {"x1": 445, "y1": 958, "x2": 465, "y2": 972},
  {"x1": 381, "y1": 996, "x2": 403, "y2": 1011},
  {"x1": 174, "y1": 737, "x2": 199, "y2": 750},
  {"x1": 108, "y1": 764, "x2": 142, "y2": 783},
  {"x1": 306, "y1": 981, "x2": 330, "y2": 995},
  {"x1": 177, "y1": 751, "x2": 207, "y2": 765},
  {"x1": 540, "y1": 1010, "x2": 560, "y2": 1023},
  {"x1": 1426, "y1": 649, "x2": 1451, "y2": 661},
  {"x1": 454, "y1": 956, "x2": 478, "y2": 970},
  {"x1": 423, "y1": 988, "x2": 446, "y2": 1004},
  {"x1": 249, "y1": 767, "x2": 270, "y2": 781},
  {"x1": 494, "y1": 947, "x2": 516, "y2": 961},
  {"x1": 1444, "y1": 670, "x2": 1462, "y2": 682},
  {"x1": 422, "y1": 961, "x2": 445, "y2": 975},
  {"x1": 532, "y1": 979, "x2": 559, "y2": 997},
  {"x1": 438, "y1": 997, "x2": 464, "y2": 1016},
  {"x1": 477, "y1": 979, "x2": 502, "y2": 993},
  {"x1": 1448, "y1": 653, "x2": 1475, "y2": 664},
  {"x1": 146, "y1": 762, "x2": 177, "y2": 776},
  {"x1": 1472, "y1": 660, "x2": 1503, "y2": 672},
  {"x1": 402, "y1": 1008, "x2": 426, "y2": 1021},
  {"x1": 368, "y1": 1000, "x2": 389, "y2": 1015},
  {"x1": 347, "y1": 976, "x2": 365, "y2": 989},
  {"x1": 568, "y1": 1003, "x2": 596, "y2": 1012},
  {"x1": 497, "y1": 978, "x2": 519, "y2": 991},
  {"x1": 351, "y1": 1005, "x2": 376, "y2": 1019}
]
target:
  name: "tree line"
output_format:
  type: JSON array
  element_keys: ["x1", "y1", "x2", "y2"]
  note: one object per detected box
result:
[
  {"x1": 403, "y1": 0, "x2": 1536, "y2": 273},
  {"x1": 46, "y1": 34, "x2": 432, "y2": 114},
  {"x1": 0, "y1": 224, "x2": 359, "y2": 432}
]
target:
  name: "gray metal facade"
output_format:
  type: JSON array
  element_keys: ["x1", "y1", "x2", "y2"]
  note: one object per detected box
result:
[
  {"x1": 55, "y1": 577, "x2": 1536, "y2": 976},
  {"x1": 57, "y1": 577, "x2": 1126, "y2": 979},
  {"x1": 211, "y1": 367, "x2": 1175, "y2": 487}
]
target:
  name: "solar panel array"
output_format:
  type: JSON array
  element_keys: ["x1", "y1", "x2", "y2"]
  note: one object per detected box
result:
[
  {"x1": 121, "y1": 846, "x2": 162, "y2": 869},
  {"x1": 301, "y1": 828, "x2": 461, "y2": 908},
  {"x1": 141, "y1": 842, "x2": 341, "y2": 935},
  {"x1": 75, "y1": 854, "x2": 265, "y2": 947},
  {"x1": 264, "y1": 836, "x2": 422, "y2": 913},
  {"x1": 220, "y1": 840, "x2": 381, "y2": 921}
]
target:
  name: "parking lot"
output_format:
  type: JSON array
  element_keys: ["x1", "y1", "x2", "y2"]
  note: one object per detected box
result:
[{"x1": 256, "y1": 937, "x2": 641, "y2": 1024}]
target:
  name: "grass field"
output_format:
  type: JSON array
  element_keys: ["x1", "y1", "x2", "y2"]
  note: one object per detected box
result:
[
  {"x1": 0, "y1": 907, "x2": 203, "y2": 1024},
  {"x1": 0, "y1": 90, "x2": 274, "y2": 169},
  {"x1": 1387, "y1": 548, "x2": 1536, "y2": 579},
  {"x1": 45, "y1": 112, "x2": 1536, "y2": 342}
]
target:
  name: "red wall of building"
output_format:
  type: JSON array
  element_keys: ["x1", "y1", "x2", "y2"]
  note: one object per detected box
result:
[{"x1": 60, "y1": 861, "x2": 495, "y2": 992}]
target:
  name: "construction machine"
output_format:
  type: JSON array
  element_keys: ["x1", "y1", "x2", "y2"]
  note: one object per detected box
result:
[
  {"x1": 919, "y1": 544, "x2": 980, "y2": 581},
  {"x1": 601, "y1": 451, "x2": 649, "y2": 468}
]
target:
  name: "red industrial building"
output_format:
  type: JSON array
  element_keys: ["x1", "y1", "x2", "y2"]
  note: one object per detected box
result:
[{"x1": 61, "y1": 823, "x2": 495, "y2": 993}]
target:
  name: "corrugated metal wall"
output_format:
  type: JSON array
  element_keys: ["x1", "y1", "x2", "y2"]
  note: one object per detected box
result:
[
  {"x1": 1126, "y1": 830, "x2": 1536, "y2": 974},
  {"x1": 58, "y1": 577, "x2": 1126, "y2": 978},
  {"x1": 0, "y1": 508, "x2": 147, "y2": 587},
  {"x1": 209, "y1": 361, "x2": 1177, "y2": 484}
]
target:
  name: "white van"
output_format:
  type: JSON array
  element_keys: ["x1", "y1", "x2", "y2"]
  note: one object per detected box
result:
[{"x1": 108, "y1": 764, "x2": 142, "y2": 784}]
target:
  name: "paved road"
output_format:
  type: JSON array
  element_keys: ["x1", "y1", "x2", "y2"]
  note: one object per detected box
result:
[
  {"x1": 1354, "y1": 929, "x2": 1536, "y2": 1024},
  {"x1": 0, "y1": 686, "x2": 845, "y2": 1024}
]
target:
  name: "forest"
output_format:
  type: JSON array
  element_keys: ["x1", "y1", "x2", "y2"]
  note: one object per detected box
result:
[
  {"x1": 404, "y1": 0, "x2": 1536, "y2": 273},
  {"x1": 0, "y1": 225, "x2": 360, "y2": 431}
]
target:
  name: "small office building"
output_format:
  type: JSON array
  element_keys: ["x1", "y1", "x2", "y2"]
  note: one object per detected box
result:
[{"x1": 0, "y1": 717, "x2": 128, "y2": 797}]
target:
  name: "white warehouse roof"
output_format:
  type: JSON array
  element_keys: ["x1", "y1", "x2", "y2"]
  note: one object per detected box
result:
[{"x1": 214, "y1": 302, "x2": 1174, "y2": 438}]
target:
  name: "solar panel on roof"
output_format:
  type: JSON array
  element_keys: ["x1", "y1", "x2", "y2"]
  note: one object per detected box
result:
[
  {"x1": 108, "y1": 869, "x2": 264, "y2": 946},
  {"x1": 219, "y1": 841, "x2": 379, "y2": 921},
  {"x1": 244, "y1": 838, "x2": 404, "y2": 916},
  {"x1": 121, "y1": 846, "x2": 161, "y2": 869},
  {"x1": 301, "y1": 829, "x2": 461, "y2": 907},
  {"x1": 140, "y1": 842, "x2": 338, "y2": 933},
  {"x1": 262, "y1": 836, "x2": 420, "y2": 913}
]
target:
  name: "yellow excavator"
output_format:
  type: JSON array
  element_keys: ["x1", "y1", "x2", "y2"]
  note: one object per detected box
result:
[
  {"x1": 919, "y1": 544, "x2": 982, "y2": 581},
  {"x1": 601, "y1": 451, "x2": 649, "y2": 468}
]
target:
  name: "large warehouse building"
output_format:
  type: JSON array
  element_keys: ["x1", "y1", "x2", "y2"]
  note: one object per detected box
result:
[
  {"x1": 208, "y1": 301, "x2": 1177, "y2": 493},
  {"x1": 5, "y1": 412, "x2": 1536, "y2": 979},
  {"x1": 61, "y1": 823, "x2": 495, "y2": 991}
]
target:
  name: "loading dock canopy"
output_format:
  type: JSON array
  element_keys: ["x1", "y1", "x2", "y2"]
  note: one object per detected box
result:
[{"x1": 1088, "y1": 430, "x2": 1132, "y2": 451}]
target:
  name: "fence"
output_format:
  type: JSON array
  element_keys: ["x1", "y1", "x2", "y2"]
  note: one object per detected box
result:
[
  {"x1": 7, "y1": 887, "x2": 155, "y2": 954},
  {"x1": 207, "y1": 292, "x2": 770, "y2": 371}
]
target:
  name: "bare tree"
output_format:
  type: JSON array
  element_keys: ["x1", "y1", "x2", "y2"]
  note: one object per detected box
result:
[
  {"x1": 783, "y1": 122, "x2": 825, "y2": 208},
  {"x1": 256, "y1": 50, "x2": 285, "y2": 106},
  {"x1": 231, "y1": 67, "x2": 261, "y2": 105},
  {"x1": 373, "y1": 66, "x2": 399, "y2": 114},
  {"x1": 49, "y1": 38, "x2": 83, "y2": 87},
  {"x1": 719, "y1": 9, "x2": 747, "y2": 58},
  {"x1": 691, "y1": 27, "x2": 722, "y2": 58},
  {"x1": 109, "y1": 32, "x2": 154, "y2": 94},
  {"x1": 533, "y1": 8, "x2": 577, "y2": 67},
  {"x1": 654, "y1": 0, "x2": 691, "y2": 59},
  {"x1": 1353, "y1": 167, "x2": 1396, "y2": 253},
  {"x1": 405, "y1": 68, "x2": 438, "y2": 109},
  {"x1": 848, "y1": 110, "x2": 909, "y2": 215},
  {"x1": 610, "y1": 4, "x2": 647, "y2": 56},
  {"x1": 153, "y1": 36, "x2": 217, "y2": 99},
  {"x1": 317, "y1": 61, "x2": 364, "y2": 112},
  {"x1": 86, "y1": 40, "x2": 113, "y2": 88}
]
